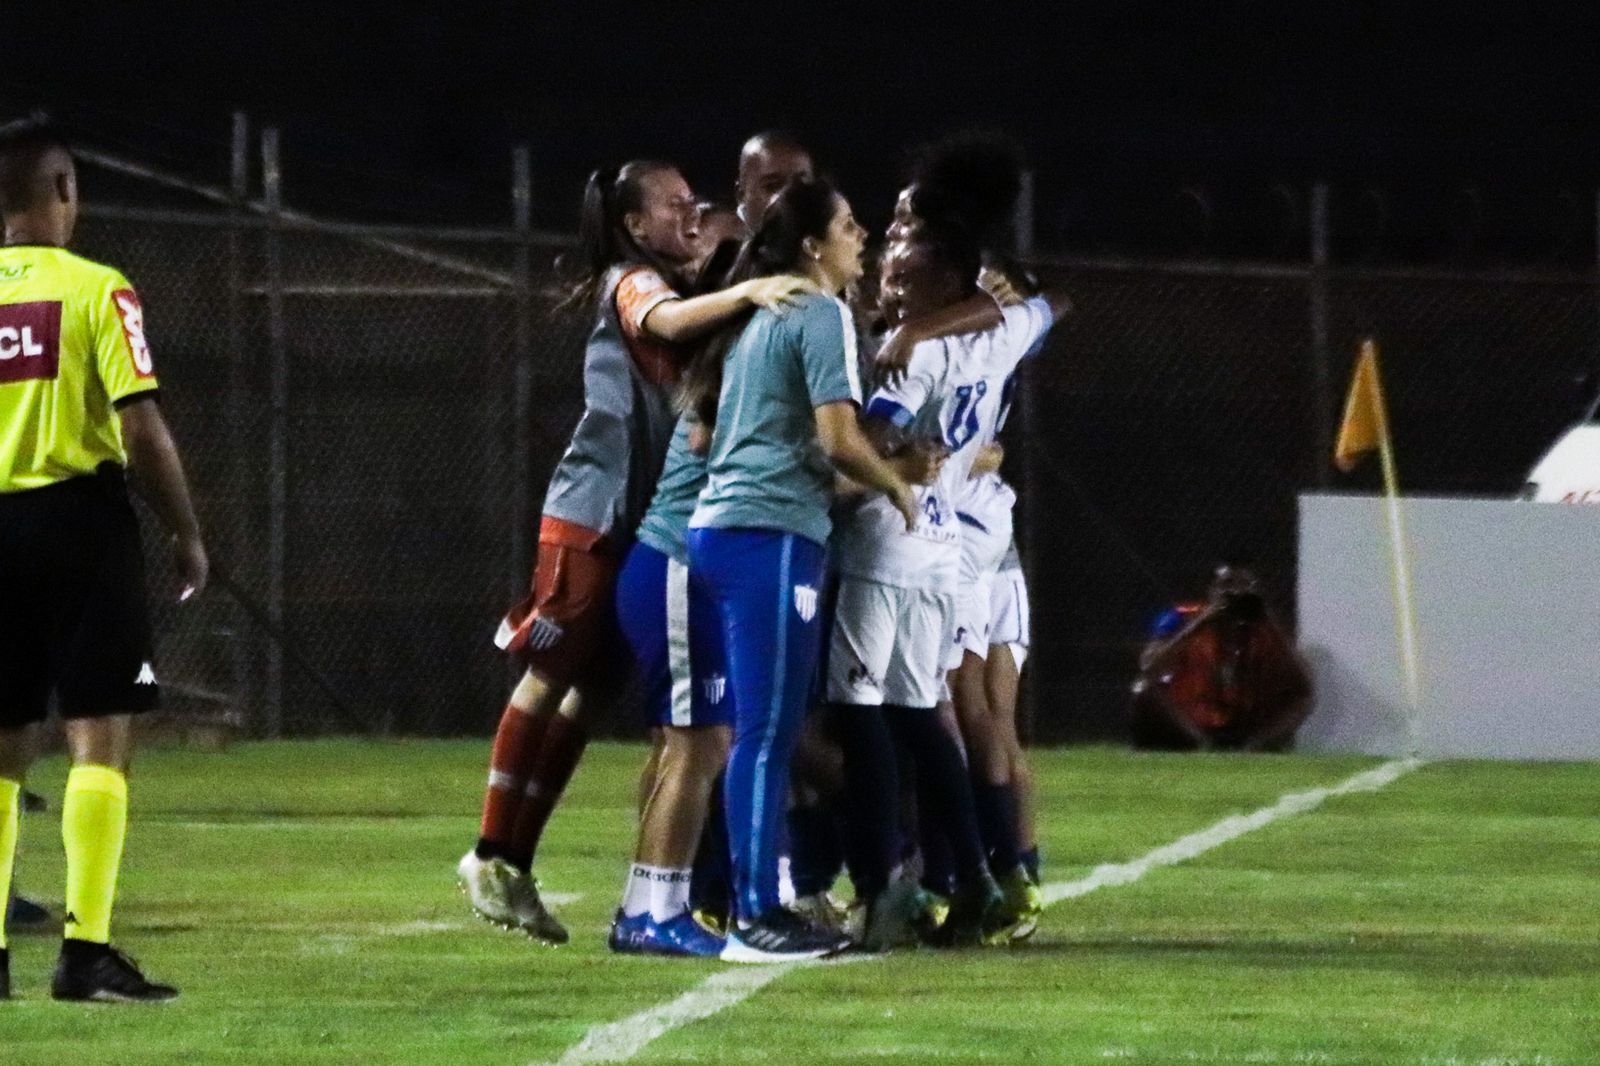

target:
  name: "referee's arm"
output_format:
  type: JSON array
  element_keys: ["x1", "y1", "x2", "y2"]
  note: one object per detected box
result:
[{"x1": 120, "y1": 396, "x2": 208, "y2": 600}]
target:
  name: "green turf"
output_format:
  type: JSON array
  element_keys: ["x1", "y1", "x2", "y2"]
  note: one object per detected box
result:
[{"x1": 3, "y1": 741, "x2": 1596, "y2": 1065}]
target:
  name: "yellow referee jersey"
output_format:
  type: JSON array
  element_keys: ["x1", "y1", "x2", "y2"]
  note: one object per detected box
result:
[{"x1": 0, "y1": 245, "x2": 159, "y2": 493}]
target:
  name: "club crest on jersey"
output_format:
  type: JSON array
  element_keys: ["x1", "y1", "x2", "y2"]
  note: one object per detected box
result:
[
  {"x1": 793, "y1": 584, "x2": 818, "y2": 623},
  {"x1": 703, "y1": 673, "x2": 727, "y2": 705}
]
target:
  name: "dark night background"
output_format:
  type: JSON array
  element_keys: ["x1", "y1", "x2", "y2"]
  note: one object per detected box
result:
[
  {"x1": 4, "y1": 3, "x2": 1599, "y2": 737},
  {"x1": 5, "y1": 2, "x2": 1600, "y2": 258}
]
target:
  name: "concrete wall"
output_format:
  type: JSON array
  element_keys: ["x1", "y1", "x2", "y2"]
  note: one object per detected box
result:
[{"x1": 1297, "y1": 493, "x2": 1600, "y2": 760}]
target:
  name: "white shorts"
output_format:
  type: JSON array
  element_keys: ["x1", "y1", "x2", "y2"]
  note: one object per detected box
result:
[
  {"x1": 947, "y1": 516, "x2": 1012, "y2": 669},
  {"x1": 989, "y1": 565, "x2": 1031, "y2": 649},
  {"x1": 827, "y1": 577, "x2": 956, "y2": 709}
]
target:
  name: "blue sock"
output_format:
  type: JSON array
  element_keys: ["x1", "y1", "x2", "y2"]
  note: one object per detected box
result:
[{"x1": 973, "y1": 782, "x2": 1022, "y2": 874}]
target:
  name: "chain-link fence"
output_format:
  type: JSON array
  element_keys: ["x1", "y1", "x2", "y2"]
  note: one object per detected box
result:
[
  {"x1": 1015, "y1": 261, "x2": 1595, "y2": 740},
  {"x1": 68, "y1": 143, "x2": 1600, "y2": 742}
]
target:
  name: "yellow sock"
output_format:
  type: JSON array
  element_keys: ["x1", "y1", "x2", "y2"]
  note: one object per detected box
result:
[
  {"x1": 0, "y1": 777, "x2": 19, "y2": 950},
  {"x1": 62, "y1": 765, "x2": 128, "y2": 945}
]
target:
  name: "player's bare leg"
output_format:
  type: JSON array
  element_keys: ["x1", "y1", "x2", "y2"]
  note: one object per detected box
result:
[
  {"x1": 984, "y1": 643, "x2": 1037, "y2": 875},
  {"x1": 635, "y1": 727, "x2": 730, "y2": 869},
  {"x1": 613, "y1": 725, "x2": 731, "y2": 956},
  {"x1": 949, "y1": 652, "x2": 1010, "y2": 790},
  {"x1": 637, "y1": 729, "x2": 665, "y2": 817}
]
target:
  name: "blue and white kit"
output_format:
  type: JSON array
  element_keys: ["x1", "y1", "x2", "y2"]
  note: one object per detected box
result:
[
  {"x1": 829, "y1": 296, "x2": 1055, "y2": 708},
  {"x1": 615, "y1": 417, "x2": 731, "y2": 728}
]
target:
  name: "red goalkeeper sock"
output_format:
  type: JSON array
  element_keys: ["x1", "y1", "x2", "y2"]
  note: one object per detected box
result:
[
  {"x1": 476, "y1": 703, "x2": 551, "y2": 860},
  {"x1": 507, "y1": 714, "x2": 588, "y2": 873}
]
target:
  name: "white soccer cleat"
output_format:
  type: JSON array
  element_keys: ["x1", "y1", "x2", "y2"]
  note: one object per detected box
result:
[
  {"x1": 457, "y1": 850, "x2": 518, "y2": 928},
  {"x1": 507, "y1": 874, "x2": 569, "y2": 945}
]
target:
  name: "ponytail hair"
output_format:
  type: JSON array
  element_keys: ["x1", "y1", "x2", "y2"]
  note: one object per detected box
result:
[
  {"x1": 677, "y1": 175, "x2": 842, "y2": 427},
  {"x1": 556, "y1": 159, "x2": 683, "y2": 311}
]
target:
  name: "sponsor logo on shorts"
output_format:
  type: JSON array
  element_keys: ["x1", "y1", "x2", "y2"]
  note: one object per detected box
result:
[
  {"x1": 793, "y1": 584, "x2": 818, "y2": 623},
  {"x1": 703, "y1": 673, "x2": 727, "y2": 704},
  {"x1": 135, "y1": 662, "x2": 157, "y2": 686},
  {"x1": 0, "y1": 300, "x2": 62, "y2": 383}
]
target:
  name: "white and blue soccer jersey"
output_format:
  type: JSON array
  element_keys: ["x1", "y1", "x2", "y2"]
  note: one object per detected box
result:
[{"x1": 833, "y1": 296, "x2": 1054, "y2": 594}]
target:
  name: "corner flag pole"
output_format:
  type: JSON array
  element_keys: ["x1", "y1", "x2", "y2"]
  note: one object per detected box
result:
[{"x1": 1337, "y1": 339, "x2": 1422, "y2": 752}]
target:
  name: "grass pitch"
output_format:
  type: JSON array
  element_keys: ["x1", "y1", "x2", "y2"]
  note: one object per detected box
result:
[{"x1": 3, "y1": 741, "x2": 1596, "y2": 1065}]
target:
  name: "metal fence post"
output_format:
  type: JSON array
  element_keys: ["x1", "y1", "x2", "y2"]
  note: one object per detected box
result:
[
  {"x1": 226, "y1": 111, "x2": 255, "y2": 729},
  {"x1": 1014, "y1": 169, "x2": 1041, "y2": 740},
  {"x1": 262, "y1": 128, "x2": 287, "y2": 737},
  {"x1": 512, "y1": 146, "x2": 533, "y2": 605},
  {"x1": 1013, "y1": 170, "x2": 1036, "y2": 258},
  {"x1": 1309, "y1": 183, "x2": 1333, "y2": 488}
]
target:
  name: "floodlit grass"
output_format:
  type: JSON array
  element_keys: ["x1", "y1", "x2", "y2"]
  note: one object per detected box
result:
[{"x1": 3, "y1": 741, "x2": 1596, "y2": 1065}]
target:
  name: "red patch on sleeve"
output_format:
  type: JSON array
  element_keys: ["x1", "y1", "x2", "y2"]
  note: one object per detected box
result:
[{"x1": 111, "y1": 289, "x2": 155, "y2": 378}]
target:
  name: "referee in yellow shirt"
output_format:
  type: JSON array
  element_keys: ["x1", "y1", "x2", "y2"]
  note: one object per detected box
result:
[{"x1": 0, "y1": 115, "x2": 207, "y2": 1003}]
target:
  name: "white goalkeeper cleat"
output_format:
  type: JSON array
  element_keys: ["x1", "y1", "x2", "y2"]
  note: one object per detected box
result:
[
  {"x1": 507, "y1": 873, "x2": 569, "y2": 945},
  {"x1": 457, "y1": 850, "x2": 519, "y2": 929}
]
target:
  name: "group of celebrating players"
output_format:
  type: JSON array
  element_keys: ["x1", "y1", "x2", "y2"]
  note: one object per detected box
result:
[
  {"x1": 0, "y1": 112, "x2": 1062, "y2": 1004},
  {"x1": 457, "y1": 130, "x2": 1069, "y2": 963}
]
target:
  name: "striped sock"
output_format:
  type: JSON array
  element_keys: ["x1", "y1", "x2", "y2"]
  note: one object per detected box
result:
[
  {"x1": 507, "y1": 714, "x2": 588, "y2": 872},
  {"x1": 476, "y1": 704, "x2": 550, "y2": 861}
]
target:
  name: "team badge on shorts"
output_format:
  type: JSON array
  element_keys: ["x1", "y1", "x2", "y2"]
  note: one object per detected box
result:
[
  {"x1": 703, "y1": 674, "x2": 727, "y2": 704},
  {"x1": 793, "y1": 584, "x2": 818, "y2": 623}
]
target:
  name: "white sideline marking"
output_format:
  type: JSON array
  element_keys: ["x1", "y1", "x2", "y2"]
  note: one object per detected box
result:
[
  {"x1": 541, "y1": 966, "x2": 791, "y2": 1065},
  {"x1": 532, "y1": 758, "x2": 1421, "y2": 1066},
  {"x1": 1040, "y1": 757, "x2": 1421, "y2": 906}
]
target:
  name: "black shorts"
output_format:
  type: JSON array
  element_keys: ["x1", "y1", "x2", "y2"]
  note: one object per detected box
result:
[{"x1": 0, "y1": 467, "x2": 160, "y2": 728}]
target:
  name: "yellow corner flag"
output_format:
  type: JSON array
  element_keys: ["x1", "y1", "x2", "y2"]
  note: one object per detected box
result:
[
  {"x1": 1331, "y1": 339, "x2": 1422, "y2": 750},
  {"x1": 1334, "y1": 339, "x2": 1389, "y2": 473}
]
